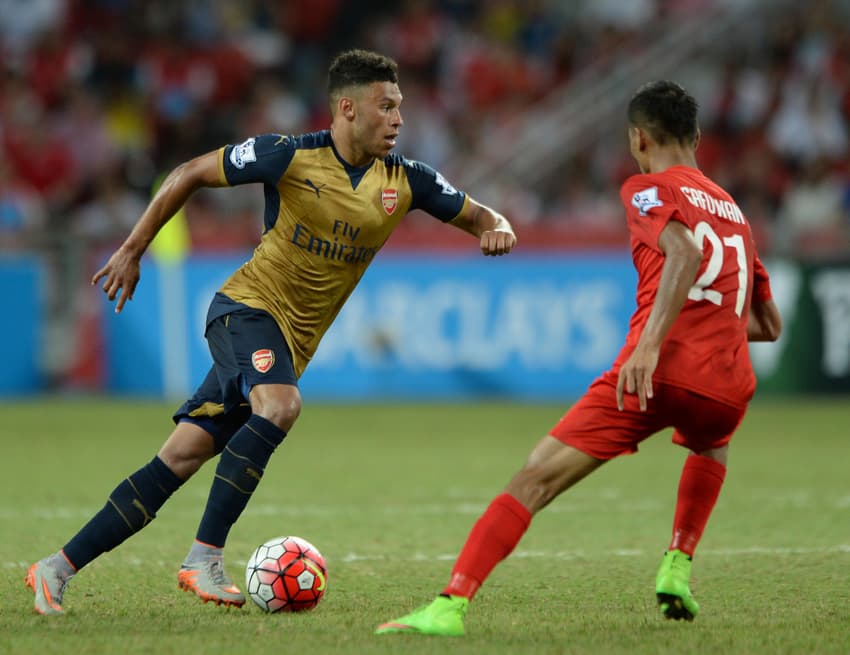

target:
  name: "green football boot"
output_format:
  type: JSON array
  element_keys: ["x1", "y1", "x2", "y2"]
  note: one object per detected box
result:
[
  {"x1": 655, "y1": 549, "x2": 699, "y2": 621},
  {"x1": 375, "y1": 595, "x2": 469, "y2": 636}
]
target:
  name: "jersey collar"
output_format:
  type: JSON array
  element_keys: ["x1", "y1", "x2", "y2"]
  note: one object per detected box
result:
[{"x1": 327, "y1": 131, "x2": 375, "y2": 190}]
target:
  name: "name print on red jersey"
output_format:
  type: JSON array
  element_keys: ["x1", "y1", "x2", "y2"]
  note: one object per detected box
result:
[{"x1": 679, "y1": 186, "x2": 745, "y2": 225}]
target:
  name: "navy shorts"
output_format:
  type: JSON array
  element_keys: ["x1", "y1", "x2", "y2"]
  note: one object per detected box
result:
[{"x1": 172, "y1": 307, "x2": 297, "y2": 451}]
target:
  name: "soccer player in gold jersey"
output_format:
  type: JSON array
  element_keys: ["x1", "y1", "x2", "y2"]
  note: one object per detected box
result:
[{"x1": 25, "y1": 49, "x2": 516, "y2": 614}]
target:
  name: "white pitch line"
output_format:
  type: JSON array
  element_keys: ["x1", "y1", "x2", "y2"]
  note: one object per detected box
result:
[
  {"x1": 4, "y1": 544, "x2": 849, "y2": 570},
  {"x1": 7, "y1": 493, "x2": 850, "y2": 522},
  {"x1": 336, "y1": 544, "x2": 850, "y2": 563},
  {"x1": 0, "y1": 502, "x2": 663, "y2": 521}
]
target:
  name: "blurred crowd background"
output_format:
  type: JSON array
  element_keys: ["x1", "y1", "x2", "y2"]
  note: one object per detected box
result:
[{"x1": 1, "y1": 0, "x2": 849, "y2": 386}]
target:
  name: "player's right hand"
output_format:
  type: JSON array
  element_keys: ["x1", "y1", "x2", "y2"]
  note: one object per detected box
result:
[
  {"x1": 91, "y1": 246, "x2": 142, "y2": 313},
  {"x1": 615, "y1": 345, "x2": 659, "y2": 411}
]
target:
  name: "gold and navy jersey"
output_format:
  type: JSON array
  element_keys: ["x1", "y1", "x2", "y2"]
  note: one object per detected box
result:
[{"x1": 208, "y1": 130, "x2": 469, "y2": 378}]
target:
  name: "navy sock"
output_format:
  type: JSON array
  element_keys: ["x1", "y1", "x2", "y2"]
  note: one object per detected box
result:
[
  {"x1": 63, "y1": 456, "x2": 183, "y2": 570},
  {"x1": 195, "y1": 415, "x2": 287, "y2": 547}
]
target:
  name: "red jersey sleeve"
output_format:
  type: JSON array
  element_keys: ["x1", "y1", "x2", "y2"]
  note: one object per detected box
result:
[
  {"x1": 620, "y1": 177, "x2": 686, "y2": 253},
  {"x1": 752, "y1": 250, "x2": 773, "y2": 303}
]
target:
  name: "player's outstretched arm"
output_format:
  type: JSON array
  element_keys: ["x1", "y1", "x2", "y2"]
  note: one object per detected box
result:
[
  {"x1": 616, "y1": 220, "x2": 703, "y2": 410},
  {"x1": 449, "y1": 198, "x2": 516, "y2": 256},
  {"x1": 92, "y1": 151, "x2": 225, "y2": 312},
  {"x1": 747, "y1": 298, "x2": 781, "y2": 342}
]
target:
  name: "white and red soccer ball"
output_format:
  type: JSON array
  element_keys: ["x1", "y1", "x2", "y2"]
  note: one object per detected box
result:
[{"x1": 245, "y1": 536, "x2": 327, "y2": 613}]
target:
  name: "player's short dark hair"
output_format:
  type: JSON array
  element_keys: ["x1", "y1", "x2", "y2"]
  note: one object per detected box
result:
[
  {"x1": 627, "y1": 81, "x2": 699, "y2": 146},
  {"x1": 327, "y1": 49, "x2": 399, "y2": 98}
]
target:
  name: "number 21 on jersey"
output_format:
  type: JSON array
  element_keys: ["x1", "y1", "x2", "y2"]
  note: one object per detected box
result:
[{"x1": 687, "y1": 221, "x2": 748, "y2": 317}]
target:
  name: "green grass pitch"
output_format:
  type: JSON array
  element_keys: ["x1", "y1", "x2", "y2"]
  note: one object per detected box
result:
[{"x1": 1, "y1": 397, "x2": 848, "y2": 654}]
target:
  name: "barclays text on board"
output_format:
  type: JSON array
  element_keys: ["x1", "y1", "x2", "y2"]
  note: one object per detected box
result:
[
  {"x1": 302, "y1": 257, "x2": 635, "y2": 399},
  {"x1": 5, "y1": 253, "x2": 849, "y2": 398}
]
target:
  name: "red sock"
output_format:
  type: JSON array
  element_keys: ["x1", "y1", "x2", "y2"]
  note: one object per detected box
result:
[
  {"x1": 669, "y1": 455, "x2": 726, "y2": 556},
  {"x1": 442, "y1": 493, "x2": 531, "y2": 599}
]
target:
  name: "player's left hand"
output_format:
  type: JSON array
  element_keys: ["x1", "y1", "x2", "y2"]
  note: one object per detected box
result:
[
  {"x1": 91, "y1": 245, "x2": 142, "y2": 313},
  {"x1": 480, "y1": 229, "x2": 516, "y2": 256},
  {"x1": 616, "y1": 345, "x2": 659, "y2": 411}
]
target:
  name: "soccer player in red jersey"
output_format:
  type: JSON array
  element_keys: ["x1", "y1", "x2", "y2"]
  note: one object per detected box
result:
[{"x1": 377, "y1": 80, "x2": 782, "y2": 636}]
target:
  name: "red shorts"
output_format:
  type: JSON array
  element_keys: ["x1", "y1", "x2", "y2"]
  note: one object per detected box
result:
[{"x1": 550, "y1": 372, "x2": 746, "y2": 460}]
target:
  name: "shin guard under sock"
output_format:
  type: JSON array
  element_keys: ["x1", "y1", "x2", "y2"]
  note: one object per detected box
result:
[
  {"x1": 443, "y1": 493, "x2": 531, "y2": 599},
  {"x1": 195, "y1": 415, "x2": 287, "y2": 547},
  {"x1": 63, "y1": 456, "x2": 183, "y2": 570},
  {"x1": 669, "y1": 454, "x2": 726, "y2": 556}
]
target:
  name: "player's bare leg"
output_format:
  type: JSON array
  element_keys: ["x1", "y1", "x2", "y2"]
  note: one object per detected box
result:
[
  {"x1": 503, "y1": 437, "x2": 605, "y2": 513},
  {"x1": 158, "y1": 420, "x2": 218, "y2": 480}
]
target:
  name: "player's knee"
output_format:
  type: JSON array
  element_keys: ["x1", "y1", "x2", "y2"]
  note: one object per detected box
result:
[
  {"x1": 251, "y1": 384, "x2": 301, "y2": 432},
  {"x1": 251, "y1": 387, "x2": 302, "y2": 432},
  {"x1": 158, "y1": 426, "x2": 216, "y2": 480},
  {"x1": 159, "y1": 447, "x2": 207, "y2": 480},
  {"x1": 691, "y1": 445, "x2": 728, "y2": 466},
  {"x1": 260, "y1": 397, "x2": 300, "y2": 432},
  {"x1": 504, "y1": 467, "x2": 558, "y2": 514}
]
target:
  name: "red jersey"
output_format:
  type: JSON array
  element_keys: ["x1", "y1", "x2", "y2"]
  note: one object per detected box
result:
[{"x1": 615, "y1": 165, "x2": 773, "y2": 408}]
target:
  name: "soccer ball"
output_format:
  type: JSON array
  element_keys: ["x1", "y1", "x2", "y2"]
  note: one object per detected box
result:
[{"x1": 245, "y1": 536, "x2": 328, "y2": 613}]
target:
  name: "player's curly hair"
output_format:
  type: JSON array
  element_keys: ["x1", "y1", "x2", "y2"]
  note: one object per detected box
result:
[
  {"x1": 627, "y1": 80, "x2": 699, "y2": 146},
  {"x1": 327, "y1": 49, "x2": 399, "y2": 98}
]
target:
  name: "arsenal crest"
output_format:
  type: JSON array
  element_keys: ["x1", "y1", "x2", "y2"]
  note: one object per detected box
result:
[
  {"x1": 381, "y1": 188, "x2": 398, "y2": 214},
  {"x1": 251, "y1": 349, "x2": 275, "y2": 373}
]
